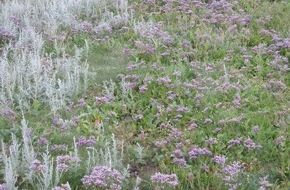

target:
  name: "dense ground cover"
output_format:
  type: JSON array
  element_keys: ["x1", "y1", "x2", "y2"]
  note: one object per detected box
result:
[{"x1": 0, "y1": 0, "x2": 289, "y2": 189}]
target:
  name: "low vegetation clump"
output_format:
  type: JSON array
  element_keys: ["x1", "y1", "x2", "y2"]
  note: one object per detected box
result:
[{"x1": 0, "y1": 0, "x2": 289, "y2": 189}]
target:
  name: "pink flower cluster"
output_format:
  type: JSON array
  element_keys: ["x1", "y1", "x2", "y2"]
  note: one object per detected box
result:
[
  {"x1": 76, "y1": 136, "x2": 96, "y2": 147},
  {"x1": 52, "y1": 182, "x2": 71, "y2": 190},
  {"x1": 188, "y1": 147, "x2": 212, "y2": 160},
  {"x1": 81, "y1": 166, "x2": 122, "y2": 190},
  {"x1": 29, "y1": 159, "x2": 44, "y2": 172},
  {"x1": 0, "y1": 184, "x2": 6, "y2": 190},
  {"x1": 56, "y1": 155, "x2": 71, "y2": 173},
  {"x1": 151, "y1": 172, "x2": 179, "y2": 189}
]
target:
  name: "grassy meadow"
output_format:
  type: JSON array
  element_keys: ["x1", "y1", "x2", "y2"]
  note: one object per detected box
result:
[{"x1": 0, "y1": 0, "x2": 289, "y2": 189}]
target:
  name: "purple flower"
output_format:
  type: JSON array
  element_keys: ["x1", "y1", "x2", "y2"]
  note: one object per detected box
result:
[
  {"x1": 76, "y1": 136, "x2": 96, "y2": 147},
  {"x1": 0, "y1": 109, "x2": 14, "y2": 117},
  {"x1": 223, "y1": 162, "x2": 243, "y2": 177},
  {"x1": 204, "y1": 118, "x2": 213, "y2": 124},
  {"x1": 227, "y1": 24, "x2": 237, "y2": 33},
  {"x1": 165, "y1": 107, "x2": 173, "y2": 114},
  {"x1": 0, "y1": 27, "x2": 16, "y2": 41},
  {"x1": 202, "y1": 164, "x2": 209, "y2": 171},
  {"x1": 94, "y1": 23, "x2": 112, "y2": 34},
  {"x1": 173, "y1": 149, "x2": 184, "y2": 158},
  {"x1": 188, "y1": 122, "x2": 198, "y2": 130},
  {"x1": 264, "y1": 79, "x2": 287, "y2": 92},
  {"x1": 60, "y1": 123, "x2": 68, "y2": 131},
  {"x1": 143, "y1": 76, "x2": 153, "y2": 84},
  {"x1": 167, "y1": 91, "x2": 176, "y2": 100},
  {"x1": 156, "y1": 77, "x2": 172, "y2": 85},
  {"x1": 173, "y1": 114, "x2": 183, "y2": 121},
  {"x1": 29, "y1": 159, "x2": 44, "y2": 172},
  {"x1": 173, "y1": 157, "x2": 187, "y2": 168},
  {"x1": 9, "y1": 16, "x2": 22, "y2": 28},
  {"x1": 52, "y1": 116, "x2": 60, "y2": 125},
  {"x1": 155, "y1": 140, "x2": 168, "y2": 148},
  {"x1": 81, "y1": 166, "x2": 122, "y2": 189},
  {"x1": 121, "y1": 46, "x2": 133, "y2": 55},
  {"x1": 244, "y1": 137, "x2": 262, "y2": 150},
  {"x1": 161, "y1": 51, "x2": 170, "y2": 57},
  {"x1": 25, "y1": 127, "x2": 33, "y2": 139},
  {"x1": 146, "y1": 0, "x2": 155, "y2": 4},
  {"x1": 95, "y1": 96, "x2": 110, "y2": 105},
  {"x1": 232, "y1": 94, "x2": 241, "y2": 106},
  {"x1": 213, "y1": 127, "x2": 222, "y2": 133},
  {"x1": 139, "y1": 85, "x2": 148, "y2": 92},
  {"x1": 259, "y1": 176, "x2": 272, "y2": 190},
  {"x1": 176, "y1": 142, "x2": 184, "y2": 149},
  {"x1": 151, "y1": 172, "x2": 179, "y2": 189},
  {"x1": 252, "y1": 125, "x2": 260, "y2": 134},
  {"x1": 71, "y1": 116, "x2": 80, "y2": 123},
  {"x1": 76, "y1": 98, "x2": 86, "y2": 107},
  {"x1": 63, "y1": 107, "x2": 70, "y2": 114},
  {"x1": 135, "y1": 22, "x2": 172, "y2": 44},
  {"x1": 127, "y1": 64, "x2": 139, "y2": 71},
  {"x1": 167, "y1": 128, "x2": 182, "y2": 142},
  {"x1": 37, "y1": 137, "x2": 48, "y2": 145},
  {"x1": 172, "y1": 71, "x2": 182, "y2": 77},
  {"x1": 0, "y1": 184, "x2": 6, "y2": 190},
  {"x1": 50, "y1": 144, "x2": 68, "y2": 152},
  {"x1": 261, "y1": 29, "x2": 273, "y2": 37},
  {"x1": 57, "y1": 163, "x2": 69, "y2": 172},
  {"x1": 56, "y1": 155, "x2": 71, "y2": 172},
  {"x1": 212, "y1": 155, "x2": 227, "y2": 166},
  {"x1": 207, "y1": 138, "x2": 218, "y2": 145},
  {"x1": 228, "y1": 137, "x2": 243, "y2": 148},
  {"x1": 275, "y1": 136, "x2": 285, "y2": 146},
  {"x1": 175, "y1": 105, "x2": 189, "y2": 113},
  {"x1": 81, "y1": 21, "x2": 93, "y2": 32},
  {"x1": 222, "y1": 161, "x2": 243, "y2": 190},
  {"x1": 188, "y1": 147, "x2": 212, "y2": 160},
  {"x1": 182, "y1": 40, "x2": 190, "y2": 48},
  {"x1": 122, "y1": 81, "x2": 138, "y2": 90},
  {"x1": 135, "y1": 41, "x2": 155, "y2": 54}
]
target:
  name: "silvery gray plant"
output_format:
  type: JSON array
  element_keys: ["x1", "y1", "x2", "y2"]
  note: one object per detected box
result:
[
  {"x1": 85, "y1": 132, "x2": 125, "y2": 172},
  {"x1": 0, "y1": 0, "x2": 132, "y2": 113},
  {"x1": 1, "y1": 118, "x2": 127, "y2": 188},
  {"x1": 0, "y1": 116, "x2": 62, "y2": 189},
  {"x1": 1, "y1": 135, "x2": 19, "y2": 190}
]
